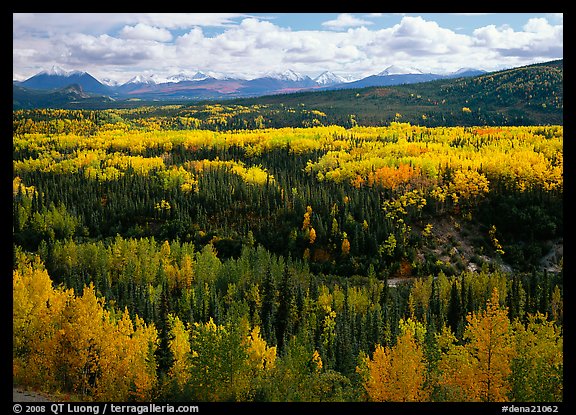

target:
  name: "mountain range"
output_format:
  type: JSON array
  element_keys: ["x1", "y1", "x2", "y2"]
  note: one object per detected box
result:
[
  {"x1": 12, "y1": 59, "x2": 562, "y2": 127},
  {"x1": 13, "y1": 65, "x2": 486, "y2": 105}
]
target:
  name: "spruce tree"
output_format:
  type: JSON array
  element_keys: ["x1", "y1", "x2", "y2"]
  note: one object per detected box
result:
[
  {"x1": 447, "y1": 280, "x2": 463, "y2": 337},
  {"x1": 156, "y1": 283, "x2": 175, "y2": 377}
]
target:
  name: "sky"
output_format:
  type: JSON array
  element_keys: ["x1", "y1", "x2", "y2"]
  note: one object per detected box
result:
[{"x1": 12, "y1": 13, "x2": 563, "y2": 84}]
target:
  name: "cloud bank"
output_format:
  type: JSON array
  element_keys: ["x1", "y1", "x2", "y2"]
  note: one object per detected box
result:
[{"x1": 13, "y1": 13, "x2": 563, "y2": 83}]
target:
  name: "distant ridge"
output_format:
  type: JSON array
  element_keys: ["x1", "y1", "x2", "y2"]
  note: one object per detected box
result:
[
  {"x1": 13, "y1": 83, "x2": 115, "y2": 109},
  {"x1": 13, "y1": 59, "x2": 562, "y2": 127},
  {"x1": 15, "y1": 64, "x2": 489, "y2": 102},
  {"x1": 227, "y1": 59, "x2": 562, "y2": 127}
]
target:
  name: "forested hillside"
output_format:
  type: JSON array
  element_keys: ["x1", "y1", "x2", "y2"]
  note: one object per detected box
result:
[
  {"x1": 13, "y1": 104, "x2": 563, "y2": 403},
  {"x1": 229, "y1": 59, "x2": 562, "y2": 127},
  {"x1": 13, "y1": 60, "x2": 562, "y2": 129}
]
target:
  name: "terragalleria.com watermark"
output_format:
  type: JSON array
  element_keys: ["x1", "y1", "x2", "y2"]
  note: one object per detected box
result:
[{"x1": 12, "y1": 403, "x2": 199, "y2": 415}]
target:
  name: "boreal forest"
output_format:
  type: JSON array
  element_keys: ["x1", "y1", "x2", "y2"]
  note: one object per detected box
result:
[{"x1": 12, "y1": 60, "x2": 563, "y2": 404}]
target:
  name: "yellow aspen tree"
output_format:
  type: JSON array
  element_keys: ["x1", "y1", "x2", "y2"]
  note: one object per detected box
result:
[
  {"x1": 94, "y1": 308, "x2": 135, "y2": 401},
  {"x1": 407, "y1": 277, "x2": 432, "y2": 323},
  {"x1": 54, "y1": 283, "x2": 107, "y2": 398},
  {"x1": 358, "y1": 343, "x2": 387, "y2": 401},
  {"x1": 302, "y1": 205, "x2": 312, "y2": 230},
  {"x1": 60, "y1": 285, "x2": 105, "y2": 395},
  {"x1": 309, "y1": 227, "x2": 317, "y2": 244},
  {"x1": 311, "y1": 350, "x2": 323, "y2": 371},
  {"x1": 466, "y1": 288, "x2": 514, "y2": 401},
  {"x1": 436, "y1": 325, "x2": 481, "y2": 401},
  {"x1": 13, "y1": 259, "x2": 72, "y2": 389},
  {"x1": 341, "y1": 237, "x2": 351, "y2": 255},
  {"x1": 163, "y1": 262, "x2": 180, "y2": 290},
  {"x1": 510, "y1": 313, "x2": 563, "y2": 401},
  {"x1": 358, "y1": 318, "x2": 429, "y2": 401},
  {"x1": 189, "y1": 318, "x2": 235, "y2": 401},
  {"x1": 128, "y1": 314, "x2": 159, "y2": 401},
  {"x1": 166, "y1": 315, "x2": 191, "y2": 393},
  {"x1": 450, "y1": 169, "x2": 489, "y2": 201},
  {"x1": 247, "y1": 326, "x2": 277, "y2": 371},
  {"x1": 14, "y1": 255, "x2": 158, "y2": 401},
  {"x1": 246, "y1": 283, "x2": 262, "y2": 327},
  {"x1": 439, "y1": 288, "x2": 514, "y2": 402},
  {"x1": 550, "y1": 285, "x2": 563, "y2": 323},
  {"x1": 179, "y1": 254, "x2": 195, "y2": 289}
]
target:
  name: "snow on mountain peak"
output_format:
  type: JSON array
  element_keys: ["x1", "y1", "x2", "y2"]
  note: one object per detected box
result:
[
  {"x1": 125, "y1": 74, "x2": 158, "y2": 85},
  {"x1": 266, "y1": 69, "x2": 309, "y2": 82},
  {"x1": 42, "y1": 66, "x2": 69, "y2": 76},
  {"x1": 378, "y1": 65, "x2": 424, "y2": 76},
  {"x1": 100, "y1": 78, "x2": 120, "y2": 87},
  {"x1": 41, "y1": 66, "x2": 85, "y2": 77},
  {"x1": 191, "y1": 71, "x2": 212, "y2": 81},
  {"x1": 314, "y1": 71, "x2": 349, "y2": 86},
  {"x1": 165, "y1": 71, "x2": 212, "y2": 83}
]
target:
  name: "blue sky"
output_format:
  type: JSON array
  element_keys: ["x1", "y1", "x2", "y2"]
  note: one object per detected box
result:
[
  {"x1": 13, "y1": 13, "x2": 563, "y2": 83},
  {"x1": 249, "y1": 13, "x2": 557, "y2": 35}
]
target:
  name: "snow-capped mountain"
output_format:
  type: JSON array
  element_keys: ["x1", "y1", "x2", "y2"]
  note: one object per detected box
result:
[
  {"x1": 165, "y1": 73, "x2": 191, "y2": 83},
  {"x1": 165, "y1": 71, "x2": 213, "y2": 83},
  {"x1": 39, "y1": 65, "x2": 84, "y2": 77},
  {"x1": 265, "y1": 69, "x2": 311, "y2": 82},
  {"x1": 20, "y1": 66, "x2": 111, "y2": 94},
  {"x1": 124, "y1": 74, "x2": 158, "y2": 85},
  {"x1": 377, "y1": 65, "x2": 425, "y2": 76},
  {"x1": 16, "y1": 64, "x2": 488, "y2": 103},
  {"x1": 314, "y1": 71, "x2": 351, "y2": 86},
  {"x1": 324, "y1": 65, "x2": 436, "y2": 90}
]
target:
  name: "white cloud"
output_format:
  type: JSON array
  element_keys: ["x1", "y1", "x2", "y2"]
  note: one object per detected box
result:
[
  {"x1": 120, "y1": 24, "x2": 173, "y2": 42},
  {"x1": 176, "y1": 27, "x2": 205, "y2": 47},
  {"x1": 45, "y1": 32, "x2": 176, "y2": 74},
  {"x1": 472, "y1": 17, "x2": 562, "y2": 59},
  {"x1": 523, "y1": 17, "x2": 555, "y2": 34},
  {"x1": 364, "y1": 16, "x2": 471, "y2": 59},
  {"x1": 13, "y1": 13, "x2": 137, "y2": 36},
  {"x1": 322, "y1": 13, "x2": 373, "y2": 30},
  {"x1": 139, "y1": 13, "x2": 249, "y2": 29},
  {"x1": 13, "y1": 13, "x2": 563, "y2": 82},
  {"x1": 12, "y1": 13, "x2": 250, "y2": 36}
]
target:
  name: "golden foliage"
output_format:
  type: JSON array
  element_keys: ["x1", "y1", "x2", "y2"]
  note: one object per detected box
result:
[
  {"x1": 438, "y1": 288, "x2": 514, "y2": 402},
  {"x1": 358, "y1": 318, "x2": 429, "y2": 401},
  {"x1": 13, "y1": 256, "x2": 158, "y2": 401}
]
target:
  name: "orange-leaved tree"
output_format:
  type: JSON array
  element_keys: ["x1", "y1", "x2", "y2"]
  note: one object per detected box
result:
[
  {"x1": 437, "y1": 288, "x2": 514, "y2": 401},
  {"x1": 357, "y1": 318, "x2": 429, "y2": 401}
]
